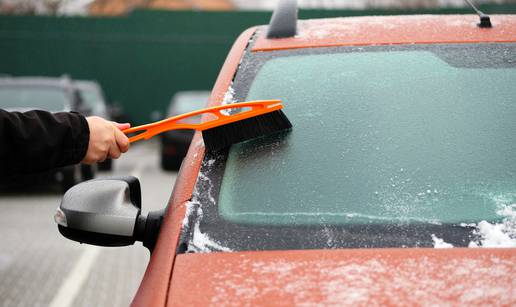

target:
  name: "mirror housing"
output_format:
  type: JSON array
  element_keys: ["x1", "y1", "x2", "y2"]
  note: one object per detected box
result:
[{"x1": 55, "y1": 176, "x2": 164, "y2": 251}]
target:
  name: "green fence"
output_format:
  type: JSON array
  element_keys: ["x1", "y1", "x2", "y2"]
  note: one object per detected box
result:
[{"x1": 1, "y1": 5, "x2": 515, "y2": 124}]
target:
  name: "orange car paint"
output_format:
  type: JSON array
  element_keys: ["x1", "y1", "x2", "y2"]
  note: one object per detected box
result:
[
  {"x1": 132, "y1": 15, "x2": 516, "y2": 306},
  {"x1": 169, "y1": 248, "x2": 516, "y2": 306},
  {"x1": 253, "y1": 15, "x2": 516, "y2": 52}
]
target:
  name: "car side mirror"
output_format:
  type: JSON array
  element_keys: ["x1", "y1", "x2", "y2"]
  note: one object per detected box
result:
[{"x1": 55, "y1": 176, "x2": 164, "y2": 251}]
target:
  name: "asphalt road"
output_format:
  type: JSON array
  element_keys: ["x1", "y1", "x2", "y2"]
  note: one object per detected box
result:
[{"x1": 0, "y1": 140, "x2": 175, "y2": 307}]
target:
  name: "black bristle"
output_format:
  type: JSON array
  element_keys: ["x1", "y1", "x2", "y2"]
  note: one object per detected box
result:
[{"x1": 202, "y1": 110, "x2": 292, "y2": 152}]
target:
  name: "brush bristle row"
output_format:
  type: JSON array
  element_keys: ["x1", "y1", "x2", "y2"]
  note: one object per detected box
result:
[{"x1": 202, "y1": 110, "x2": 292, "y2": 152}]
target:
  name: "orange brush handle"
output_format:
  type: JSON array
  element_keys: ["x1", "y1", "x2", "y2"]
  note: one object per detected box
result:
[{"x1": 122, "y1": 99, "x2": 283, "y2": 143}]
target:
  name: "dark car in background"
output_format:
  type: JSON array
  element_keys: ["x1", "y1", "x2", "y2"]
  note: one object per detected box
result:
[
  {"x1": 0, "y1": 76, "x2": 96, "y2": 191},
  {"x1": 74, "y1": 80, "x2": 114, "y2": 171},
  {"x1": 161, "y1": 91, "x2": 210, "y2": 170}
]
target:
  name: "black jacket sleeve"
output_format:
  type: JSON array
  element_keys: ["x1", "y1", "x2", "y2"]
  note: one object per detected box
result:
[{"x1": 0, "y1": 109, "x2": 90, "y2": 176}]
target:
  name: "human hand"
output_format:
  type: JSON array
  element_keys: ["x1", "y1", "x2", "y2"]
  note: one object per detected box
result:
[{"x1": 82, "y1": 116, "x2": 130, "y2": 164}]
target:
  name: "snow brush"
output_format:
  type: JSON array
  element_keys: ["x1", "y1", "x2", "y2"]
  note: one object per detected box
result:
[{"x1": 122, "y1": 99, "x2": 292, "y2": 151}]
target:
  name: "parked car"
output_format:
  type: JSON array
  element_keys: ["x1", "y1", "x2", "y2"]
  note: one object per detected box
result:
[
  {"x1": 74, "y1": 80, "x2": 109, "y2": 119},
  {"x1": 56, "y1": 4, "x2": 516, "y2": 306},
  {"x1": 74, "y1": 80, "x2": 113, "y2": 171},
  {"x1": 161, "y1": 91, "x2": 211, "y2": 170},
  {"x1": 0, "y1": 76, "x2": 96, "y2": 191}
]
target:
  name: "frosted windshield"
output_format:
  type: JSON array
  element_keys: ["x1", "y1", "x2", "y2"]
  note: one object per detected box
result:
[{"x1": 218, "y1": 50, "x2": 516, "y2": 226}]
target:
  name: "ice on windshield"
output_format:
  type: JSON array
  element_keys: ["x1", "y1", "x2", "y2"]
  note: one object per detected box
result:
[
  {"x1": 220, "y1": 84, "x2": 236, "y2": 116},
  {"x1": 185, "y1": 157, "x2": 233, "y2": 253},
  {"x1": 217, "y1": 49, "x2": 516, "y2": 228}
]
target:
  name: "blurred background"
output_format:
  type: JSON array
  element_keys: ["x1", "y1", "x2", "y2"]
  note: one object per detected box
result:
[
  {"x1": 2, "y1": 0, "x2": 516, "y2": 126},
  {"x1": 1, "y1": 1, "x2": 516, "y2": 306}
]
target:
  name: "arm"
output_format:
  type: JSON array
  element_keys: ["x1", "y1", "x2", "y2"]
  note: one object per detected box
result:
[
  {"x1": 0, "y1": 109, "x2": 89, "y2": 175},
  {"x1": 0, "y1": 110, "x2": 130, "y2": 176}
]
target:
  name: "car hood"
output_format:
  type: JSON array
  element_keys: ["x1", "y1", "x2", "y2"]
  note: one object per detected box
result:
[{"x1": 169, "y1": 248, "x2": 515, "y2": 306}]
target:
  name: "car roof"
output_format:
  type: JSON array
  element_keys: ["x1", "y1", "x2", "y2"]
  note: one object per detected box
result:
[
  {"x1": 253, "y1": 15, "x2": 516, "y2": 52},
  {"x1": 73, "y1": 80, "x2": 101, "y2": 90},
  {"x1": 0, "y1": 76, "x2": 74, "y2": 90},
  {"x1": 170, "y1": 91, "x2": 211, "y2": 105}
]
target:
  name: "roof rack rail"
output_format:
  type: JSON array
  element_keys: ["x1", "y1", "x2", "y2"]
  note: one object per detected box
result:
[{"x1": 266, "y1": 0, "x2": 298, "y2": 39}]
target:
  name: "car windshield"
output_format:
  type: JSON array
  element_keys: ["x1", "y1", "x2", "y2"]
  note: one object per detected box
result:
[
  {"x1": 0, "y1": 85, "x2": 68, "y2": 112},
  {"x1": 182, "y1": 43, "x2": 516, "y2": 252},
  {"x1": 169, "y1": 92, "x2": 210, "y2": 116},
  {"x1": 79, "y1": 88, "x2": 104, "y2": 109}
]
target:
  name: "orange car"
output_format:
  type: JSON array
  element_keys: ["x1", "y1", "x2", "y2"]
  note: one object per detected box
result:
[{"x1": 56, "y1": 3, "x2": 516, "y2": 306}]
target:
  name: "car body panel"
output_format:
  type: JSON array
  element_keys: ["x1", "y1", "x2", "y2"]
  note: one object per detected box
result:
[
  {"x1": 253, "y1": 15, "x2": 516, "y2": 52},
  {"x1": 169, "y1": 248, "x2": 516, "y2": 306},
  {"x1": 132, "y1": 16, "x2": 516, "y2": 306},
  {"x1": 131, "y1": 27, "x2": 257, "y2": 307}
]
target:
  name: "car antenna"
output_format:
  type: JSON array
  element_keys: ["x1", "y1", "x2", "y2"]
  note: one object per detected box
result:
[{"x1": 464, "y1": 0, "x2": 492, "y2": 28}]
